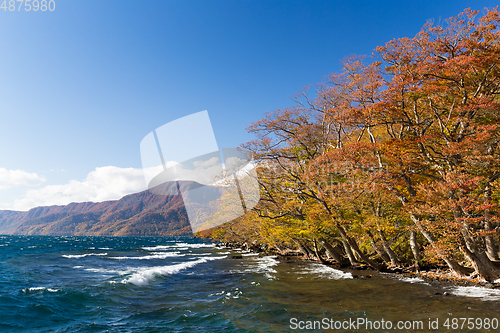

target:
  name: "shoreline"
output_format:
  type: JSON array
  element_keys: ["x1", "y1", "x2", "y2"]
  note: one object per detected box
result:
[{"x1": 215, "y1": 241, "x2": 500, "y2": 291}]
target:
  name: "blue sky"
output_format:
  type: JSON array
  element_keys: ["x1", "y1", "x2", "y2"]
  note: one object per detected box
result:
[{"x1": 0, "y1": 0, "x2": 497, "y2": 210}]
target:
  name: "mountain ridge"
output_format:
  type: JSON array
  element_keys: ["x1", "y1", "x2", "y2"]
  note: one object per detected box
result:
[{"x1": 0, "y1": 182, "x2": 198, "y2": 236}]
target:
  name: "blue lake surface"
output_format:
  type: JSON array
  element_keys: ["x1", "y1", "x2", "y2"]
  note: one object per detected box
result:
[{"x1": 0, "y1": 235, "x2": 499, "y2": 332}]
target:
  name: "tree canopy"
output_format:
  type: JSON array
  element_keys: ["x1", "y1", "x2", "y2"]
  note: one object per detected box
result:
[{"x1": 202, "y1": 7, "x2": 500, "y2": 282}]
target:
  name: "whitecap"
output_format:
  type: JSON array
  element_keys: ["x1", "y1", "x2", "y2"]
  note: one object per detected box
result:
[
  {"x1": 183, "y1": 243, "x2": 216, "y2": 249},
  {"x1": 85, "y1": 267, "x2": 133, "y2": 275},
  {"x1": 142, "y1": 245, "x2": 175, "y2": 251},
  {"x1": 381, "y1": 273, "x2": 429, "y2": 285},
  {"x1": 22, "y1": 287, "x2": 59, "y2": 293},
  {"x1": 110, "y1": 252, "x2": 183, "y2": 260},
  {"x1": 62, "y1": 253, "x2": 108, "y2": 259},
  {"x1": 397, "y1": 276, "x2": 426, "y2": 284},
  {"x1": 142, "y1": 243, "x2": 215, "y2": 251},
  {"x1": 253, "y1": 256, "x2": 279, "y2": 274},
  {"x1": 301, "y1": 263, "x2": 353, "y2": 280},
  {"x1": 121, "y1": 256, "x2": 226, "y2": 286},
  {"x1": 232, "y1": 255, "x2": 279, "y2": 280},
  {"x1": 449, "y1": 286, "x2": 500, "y2": 301}
]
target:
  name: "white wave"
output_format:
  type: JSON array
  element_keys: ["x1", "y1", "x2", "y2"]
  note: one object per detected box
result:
[
  {"x1": 208, "y1": 290, "x2": 226, "y2": 297},
  {"x1": 218, "y1": 251, "x2": 230, "y2": 254},
  {"x1": 142, "y1": 243, "x2": 215, "y2": 251},
  {"x1": 122, "y1": 256, "x2": 226, "y2": 286},
  {"x1": 205, "y1": 256, "x2": 227, "y2": 260},
  {"x1": 62, "y1": 253, "x2": 108, "y2": 259},
  {"x1": 381, "y1": 273, "x2": 429, "y2": 285},
  {"x1": 449, "y1": 286, "x2": 500, "y2": 301},
  {"x1": 242, "y1": 253, "x2": 259, "y2": 256},
  {"x1": 22, "y1": 287, "x2": 59, "y2": 293},
  {"x1": 142, "y1": 245, "x2": 175, "y2": 251},
  {"x1": 398, "y1": 276, "x2": 426, "y2": 284},
  {"x1": 231, "y1": 256, "x2": 279, "y2": 279},
  {"x1": 85, "y1": 267, "x2": 133, "y2": 275},
  {"x1": 99, "y1": 247, "x2": 111, "y2": 250},
  {"x1": 301, "y1": 264, "x2": 353, "y2": 279},
  {"x1": 73, "y1": 265, "x2": 84, "y2": 269},
  {"x1": 254, "y1": 256, "x2": 279, "y2": 274},
  {"x1": 110, "y1": 252, "x2": 183, "y2": 260},
  {"x1": 183, "y1": 243, "x2": 215, "y2": 249}
]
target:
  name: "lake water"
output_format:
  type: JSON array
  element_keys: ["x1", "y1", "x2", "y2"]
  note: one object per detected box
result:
[{"x1": 0, "y1": 235, "x2": 499, "y2": 332}]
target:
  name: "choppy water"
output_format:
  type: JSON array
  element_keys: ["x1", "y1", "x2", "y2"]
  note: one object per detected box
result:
[{"x1": 0, "y1": 235, "x2": 499, "y2": 332}]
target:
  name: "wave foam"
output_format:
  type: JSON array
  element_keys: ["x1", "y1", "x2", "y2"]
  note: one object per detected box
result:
[
  {"x1": 397, "y1": 276, "x2": 426, "y2": 284},
  {"x1": 449, "y1": 286, "x2": 500, "y2": 301},
  {"x1": 302, "y1": 264, "x2": 353, "y2": 280},
  {"x1": 122, "y1": 256, "x2": 226, "y2": 286},
  {"x1": 232, "y1": 256, "x2": 279, "y2": 279},
  {"x1": 142, "y1": 245, "x2": 175, "y2": 251},
  {"x1": 381, "y1": 273, "x2": 429, "y2": 285},
  {"x1": 22, "y1": 287, "x2": 59, "y2": 293},
  {"x1": 110, "y1": 252, "x2": 183, "y2": 260},
  {"x1": 85, "y1": 267, "x2": 134, "y2": 275},
  {"x1": 62, "y1": 253, "x2": 107, "y2": 259},
  {"x1": 142, "y1": 243, "x2": 215, "y2": 251}
]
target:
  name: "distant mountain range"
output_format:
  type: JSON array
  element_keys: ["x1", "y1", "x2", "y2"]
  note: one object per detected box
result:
[{"x1": 0, "y1": 182, "x2": 207, "y2": 236}]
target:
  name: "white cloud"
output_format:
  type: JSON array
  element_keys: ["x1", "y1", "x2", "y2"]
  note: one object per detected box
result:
[
  {"x1": 9, "y1": 166, "x2": 147, "y2": 211},
  {"x1": 0, "y1": 168, "x2": 46, "y2": 190}
]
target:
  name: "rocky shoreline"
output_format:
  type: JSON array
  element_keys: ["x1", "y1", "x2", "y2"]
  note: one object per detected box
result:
[{"x1": 215, "y1": 241, "x2": 500, "y2": 291}]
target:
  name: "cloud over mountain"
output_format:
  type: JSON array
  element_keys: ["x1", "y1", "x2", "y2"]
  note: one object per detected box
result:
[
  {"x1": 9, "y1": 166, "x2": 147, "y2": 211},
  {"x1": 0, "y1": 168, "x2": 46, "y2": 190}
]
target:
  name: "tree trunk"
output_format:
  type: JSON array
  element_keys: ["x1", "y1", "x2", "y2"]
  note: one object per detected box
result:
[
  {"x1": 318, "y1": 238, "x2": 349, "y2": 265},
  {"x1": 294, "y1": 240, "x2": 314, "y2": 259},
  {"x1": 460, "y1": 229, "x2": 500, "y2": 282},
  {"x1": 367, "y1": 231, "x2": 391, "y2": 264},
  {"x1": 378, "y1": 229, "x2": 401, "y2": 267},
  {"x1": 409, "y1": 230, "x2": 421, "y2": 270},
  {"x1": 484, "y1": 184, "x2": 498, "y2": 261},
  {"x1": 313, "y1": 238, "x2": 328, "y2": 264},
  {"x1": 411, "y1": 214, "x2": 470, "y2": 277},
  {"x1": 484, "y1": 221, "x2": 498, "y2": 261},
  {"x1": 341, "y1": 239, "x2": 357, "y2": 266},
  {"x1": 336, "y1": 224, "x2": 384, "y2": 270}
]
